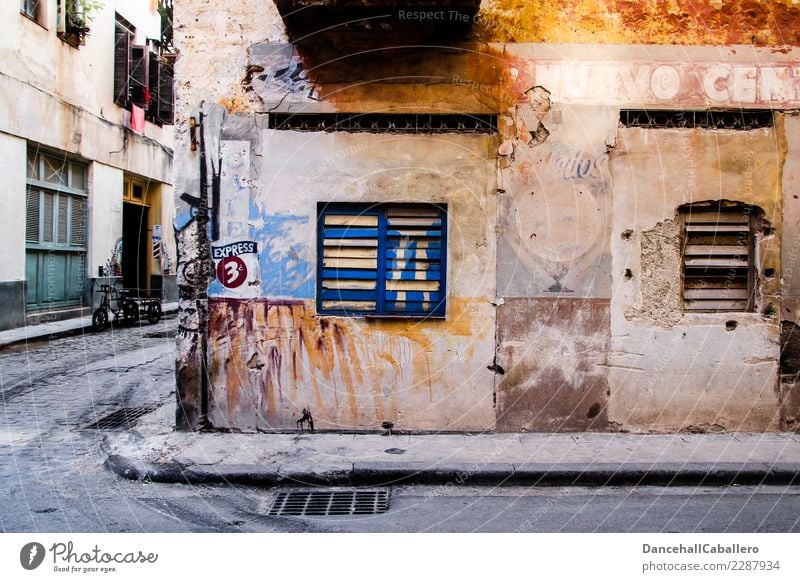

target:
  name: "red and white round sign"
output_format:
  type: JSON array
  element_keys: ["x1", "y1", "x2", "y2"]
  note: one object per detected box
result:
[{"x1": 216, "y1": 256, "x2": 247, "y2": 288}]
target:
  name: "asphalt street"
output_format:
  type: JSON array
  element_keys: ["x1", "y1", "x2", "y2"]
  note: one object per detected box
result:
[{"x1": 1, "y1": 318, "x2": 800, "y2": 533}]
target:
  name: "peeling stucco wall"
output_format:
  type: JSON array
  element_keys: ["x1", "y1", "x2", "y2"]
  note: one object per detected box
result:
[
  {"x1": 174, "y1": 3, "x2": 800, "y2": 433},
  {"x1": 608, "y1": 125, "x2": 785, "y2": 433},
  {"x1": 474, "y1": 0, "x2": 800, "y2": 46},
  {"x1": 625, "y1": 220, "x2": 683, "y2": 328}
]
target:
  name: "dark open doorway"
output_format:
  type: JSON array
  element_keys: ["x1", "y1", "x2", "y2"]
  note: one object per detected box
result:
[{"x1": 122, "y1": 202, "x2": 149, "y2": 294}]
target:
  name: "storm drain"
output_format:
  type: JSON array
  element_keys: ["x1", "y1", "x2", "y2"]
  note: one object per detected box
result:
[
  {"x1": 268, "y1": 489, "x2": 389, "y2": 517},
  {"x1": 83, "y1": 405, "x2": 159, "y2": 430}
]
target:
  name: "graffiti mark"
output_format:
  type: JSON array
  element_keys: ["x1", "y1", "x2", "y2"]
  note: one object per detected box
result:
[
  {"x1": 177, "y1": 324, "x2": 199, "y2": 337},
  {"x1": 296, "y1": 408, "x2": 315, "y2": 432},
  {"x1": 258, "y1": 56, "x2": 319, "y2": 100},
  {"x1": 180, "y1": 259, "x2": 201, "y2": 287},
  {"x1": 161, "y1": 241, "x2": 174, "y2": 275},
  {"x1": 548, "y1": 146, "x2": 607, "y2": 181},
  {"x1": 105, "y1": 238, "x2": 122, "y2": 277}
]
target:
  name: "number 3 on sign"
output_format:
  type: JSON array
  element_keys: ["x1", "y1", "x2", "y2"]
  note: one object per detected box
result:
[{"x1": 216, "y1": 256, "x2": 247, "y2": 289}]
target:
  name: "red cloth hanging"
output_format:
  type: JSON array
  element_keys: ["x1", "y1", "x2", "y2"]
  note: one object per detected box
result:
[{"x1": 131, "y1": 104, "x2": 145, "y2": 134}]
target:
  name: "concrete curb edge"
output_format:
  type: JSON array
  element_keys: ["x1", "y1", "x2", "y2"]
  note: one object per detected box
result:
[{"x1": 103, "y1": 455, "x2": 800, "y2": 487}]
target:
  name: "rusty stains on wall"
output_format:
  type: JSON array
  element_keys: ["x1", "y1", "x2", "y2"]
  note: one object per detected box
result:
[
  {"x1": 475, "y1": 0, "x2": 800, "y2": 46},
  {"x1": 207, "y1": 297, "x2": 495, "y2": 432},
  {"x1": 496, "y1": 298, "x2": 611, "y2": 432}
]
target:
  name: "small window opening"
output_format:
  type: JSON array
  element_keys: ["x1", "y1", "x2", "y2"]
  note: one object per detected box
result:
[{"x1": 681, "y1": 202, "x2": 759, "y2": 313}]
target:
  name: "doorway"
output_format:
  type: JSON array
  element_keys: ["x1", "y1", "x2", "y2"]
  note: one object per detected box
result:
[{"x1": 122, "y1": 202, "x2": 149, "y2": 294}]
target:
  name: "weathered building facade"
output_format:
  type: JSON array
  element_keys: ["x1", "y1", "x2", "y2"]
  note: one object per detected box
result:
[
  {"x1": 174, "y1": 1, "x2": 800, "y2": 433},
  {"x1": 0, "y1": 1, "x2": 176, "y2": 330}
]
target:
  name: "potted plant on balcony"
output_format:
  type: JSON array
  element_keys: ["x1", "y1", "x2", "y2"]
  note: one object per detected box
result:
[{"x1": 61, "y1": 0, "x2": 104, "y2": 46}]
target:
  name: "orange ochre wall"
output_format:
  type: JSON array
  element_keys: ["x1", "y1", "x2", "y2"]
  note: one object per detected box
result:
[{"x1": 476, "y1": 0, "x2": 800, "y2": 46}]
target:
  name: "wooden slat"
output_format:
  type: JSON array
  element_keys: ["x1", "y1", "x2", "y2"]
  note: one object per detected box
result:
[
  {"x1": 323, "y1": 269, "x2": 377, "y2": 280},
  {"x1": 322, "y1": 301, "x2": 376, "y2": 311},
  {"x1": 684, "y1": 299, "x2": 749, "y2": 311},
  {"x1": 324, "y1": 215, "x2": 378, "y2": 227},
  {"x1": 384, "y1": 301, "x2": 432, "y2": 312},
  {"x1": 387, "y1": 249, "x2": 441, "y2": 260},
  {"x1": 387, "y1": 229, "x2": 441, "y2": 237},
  {"x1": 386, "y1": 280, "x2": 440, "y2": 291},
  {"x1": 684, "y1": 212, "x2": 749, "y2": 223},
  {"x1": 322, "y1": 258, "x2": 377, "y2": 269},
  {"x1": 387, "y1": 218, "x2": 442, "y2": 227},
  {"x1": 387, "y1": 260, "x2": 440, "y2": 271},
  {"x1": 323, "y1": 247, "x2": 378, "y2": 258},
  {"x1": 684, "y1": 245, "x2": 749, "y2": 256},
  {"x1": 684, "y1": 288, "x2": 749, "y2": 300},
  {"x1": 386, "y1": 270, "x2": 441, "y2": 281},
  {"x1": 685, "y1": 257, "x2": 748, "y2": 268},
  {"x1": 686, "y1": 224, "x2": 749, "y2": 233},
  {"x1": 321, "y1": 289, "x2": 376, "y2": 301},
  {"x1": 386, "y1": 291, "x2": 441, "y2": 302},
  {"x1": 387, "y1": 239, "x2": 441, "y2": 249},
  {"x1": 324, "y1": 228, "x2": 378, "y2": 239},
  {"x1": 322, "y1": 280, "x2": 376, "y2": 290},
  {"x1": 386, "y1": 207, "x2": 440, "y2": 218},
  {"x1": 683, "y1": 277, "x2": 748, "y2": 289},
  {"x1": 323, "y1": 239, "x2": 378, "y2": 247}
]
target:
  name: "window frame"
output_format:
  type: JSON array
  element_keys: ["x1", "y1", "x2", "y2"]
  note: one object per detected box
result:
[
  {"x1": 114, "y1": 15, "x2": 135, "y2": 106},
  {"x1": 316, "y1": 202, "x2": 448, "y2": 319},
  {"x1": 21, "y1": 0, "x2": 45, "y2": 27},
  {"x1": 113, "y1": 14, "x2": 175, "y2": 125},
  {"x1": 25, "y1": 149, "x2": 88, "y2": 252},
  {"x1": 680, "y1": 203, "x2": 757, "y2": 313}
]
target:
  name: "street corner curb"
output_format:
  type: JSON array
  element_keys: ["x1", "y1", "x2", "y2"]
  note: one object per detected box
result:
[
  {"x1": 104, "y1": 454, "x2": 192, "y2": 483},
  {"x1": 104, "y1": 454, "x2": 285, "y2": 485},
  {"x1": 509, "y1": 462, "x2": 800, "y2": 486},
  {"x1": 350, "y1": 462, "x2": 516, "y2": 486}
]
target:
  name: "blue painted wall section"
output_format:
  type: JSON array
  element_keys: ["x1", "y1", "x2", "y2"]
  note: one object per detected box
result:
[{"x1": 252, "y1": 206, "x2": 314, "y2": 299}]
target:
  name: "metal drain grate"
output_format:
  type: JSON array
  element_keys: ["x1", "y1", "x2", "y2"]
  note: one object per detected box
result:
[
  {"x1": 268, "y1": 489, "x2": 389, "y2": 517},
  {"x1": 83, "y1": 405, "x2": 159, "y2": 430}
]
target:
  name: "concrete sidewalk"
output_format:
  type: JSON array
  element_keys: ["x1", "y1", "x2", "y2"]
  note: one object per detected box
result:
[
  {"x1": 103, "y1": 403, "x2": 800, "y2": 487},
  {"x1": 0, "y1": 302, "x2": 179, "y2": 349}
]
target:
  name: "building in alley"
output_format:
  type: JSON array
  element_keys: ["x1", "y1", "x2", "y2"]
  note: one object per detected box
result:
[
  {"x1": 0, "y1": 0, "x2": 176, "y2": 330},
  {"x1": 173, "y1": 1, "x2": 800, "y2": 434}
]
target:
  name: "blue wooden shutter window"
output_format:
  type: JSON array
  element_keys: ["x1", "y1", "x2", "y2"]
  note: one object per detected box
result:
[{"x1": 318, "y1": 203, "x2": 446, "y2": 317}]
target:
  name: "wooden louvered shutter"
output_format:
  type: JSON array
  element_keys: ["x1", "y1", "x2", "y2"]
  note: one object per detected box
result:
[
  {"x1": 384, "y1": 206, "x2": 445, "y2": 316},
  {"x1": 114, "y1": 24, "x2": 130, "y2": 106},
  {"x1": 43, "y1": 192, "x2": 55, "y2": 243},
  {"x1": 147, "y1": 51, "x2": 160, "y2": 120},
  {"x1": 320, "y1": 211, "x2": 379, "y2": 313},
  {"x1": 157, "y1": 62, "x2": 175, "y2": 125},
  {"x1": 57, "y1": 195, "x2": 68, "y2": 244},
  {"x1": 129, "y1": 46, "x2": 148, "y2": 107},
  {"x1": 26, "y1": 190, "x2": 40, "y2": 243},
  {"x1": 682, "y1": 210, "x2": 753, "y2": 312},
  {"x1": 70, "y1": 197, "x2": 86, "y2": 247}
]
